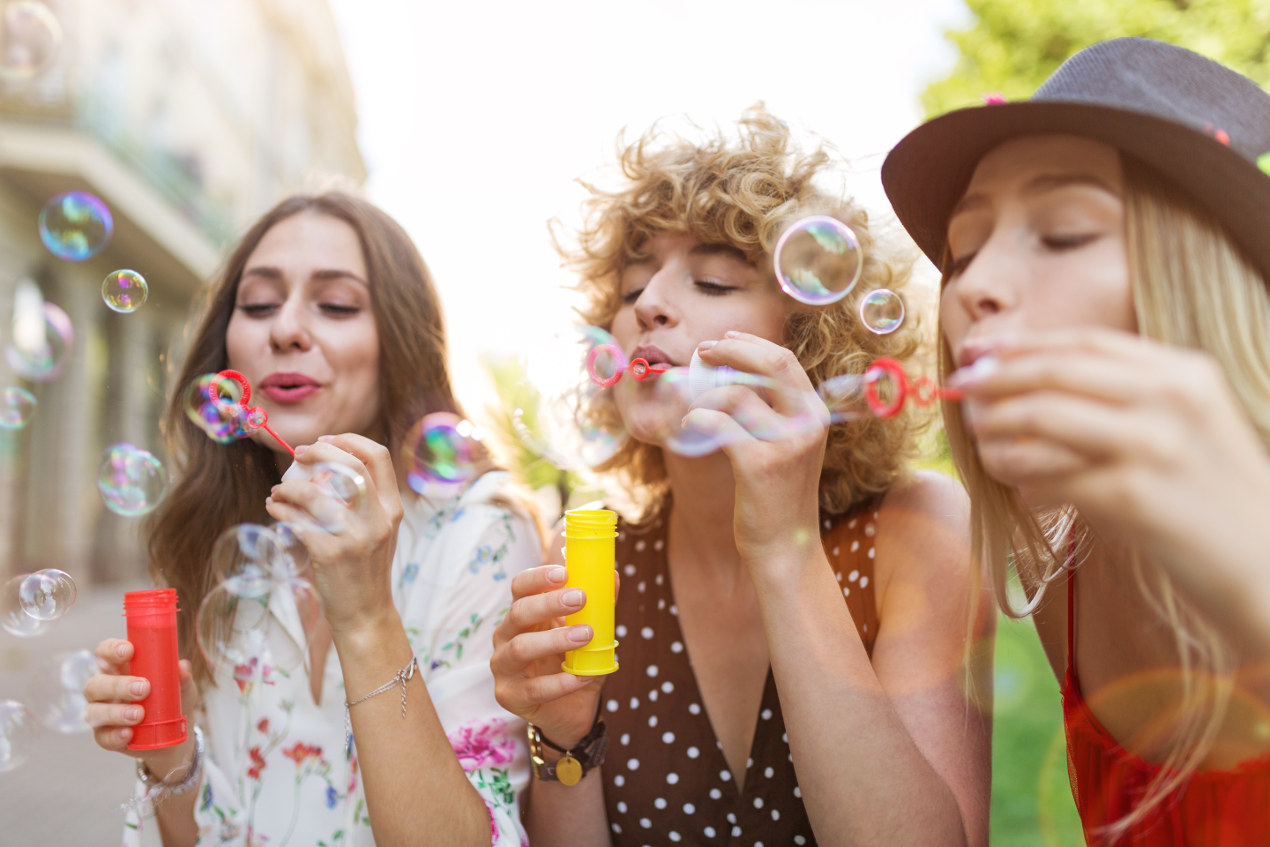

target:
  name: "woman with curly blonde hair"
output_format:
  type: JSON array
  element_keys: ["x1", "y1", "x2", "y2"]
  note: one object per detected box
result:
[{"x1": 492, "y1": 107, "x2": 993, "y2": 845}]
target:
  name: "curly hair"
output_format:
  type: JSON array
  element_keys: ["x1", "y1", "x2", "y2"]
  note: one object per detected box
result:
[{"x1": 558, "y1": 105, "x2": 932, "y2": 519}]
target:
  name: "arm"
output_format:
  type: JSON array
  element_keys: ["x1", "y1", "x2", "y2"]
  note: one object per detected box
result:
[
  {"x1": 951, "y1": 328, "x2": 1270, "y2": 651},
  {"x1": 756, "y1": 474, "x2": 991, "y2": 847},
  {"x1": 490, "y1": 531, "x2": 613, "y2": 847},
  {"x1": 85, "y1": 640, "x2": 201, "y2": 847},
  {"x1": 695, "y1": 333, "x2": 991, "y2": 845},
  {"x1": 266, "y1": 434, "x2": 488, "y2": 847}
]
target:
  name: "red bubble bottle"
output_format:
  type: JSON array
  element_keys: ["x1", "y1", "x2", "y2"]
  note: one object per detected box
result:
[{"x1": 123, "y1": 588, "x2": 187, "y2": 749}]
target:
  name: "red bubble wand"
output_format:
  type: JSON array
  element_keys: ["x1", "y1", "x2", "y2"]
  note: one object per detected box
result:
[
  {"x1": 216, "y1": 369, "x2": 296, "y2": 457},
  {"x1": 586, "y1": 344, "x2": 667, "y2": 388}
]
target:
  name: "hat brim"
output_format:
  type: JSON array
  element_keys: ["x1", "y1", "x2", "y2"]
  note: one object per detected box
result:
[{"x1": 881, "y1": 100, "x2": 1270, "y2": 281}]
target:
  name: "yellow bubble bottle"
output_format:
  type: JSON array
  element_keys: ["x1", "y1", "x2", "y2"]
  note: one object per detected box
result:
[{"x1": 561, "y1": 508, "x2": 619, "y2": 676}]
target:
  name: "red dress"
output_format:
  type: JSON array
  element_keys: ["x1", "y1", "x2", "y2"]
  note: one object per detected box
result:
[{"x1": 1062, "y1": 570, "x2": 1270, "y2": 844}]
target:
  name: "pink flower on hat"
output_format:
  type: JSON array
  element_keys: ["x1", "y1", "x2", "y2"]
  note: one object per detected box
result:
[{"x1": 982, "y1": 93, "x2": 1007, "y2": 105}]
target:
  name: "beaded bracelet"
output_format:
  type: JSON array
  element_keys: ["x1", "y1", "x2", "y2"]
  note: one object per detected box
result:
[{"x1": 135, "y1": 725, "x2": 204, "y2": 804}]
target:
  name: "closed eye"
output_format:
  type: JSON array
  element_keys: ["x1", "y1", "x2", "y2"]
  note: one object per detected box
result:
[
  {"x1": 694, "y1": 280, "x2": 736, "y2": 296},
  {"x1": 236, "y1": 303, "x2": 278, "y2": 317},
  {"x1": 620, "y1": 287, "x2": 644, "y2": 305},
  {"x1": 1042, "y1": 233, "x2": 1098, "y2": 251},
  {"x1": 319, "y1": 304, "x2": 362, "y2": 316},
  {"x1": 946, "y1": 253, "x2": 976, "y2": 278}
]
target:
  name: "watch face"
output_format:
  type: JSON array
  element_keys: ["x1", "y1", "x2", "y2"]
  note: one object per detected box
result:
[{"x1": 556, "y1": 754, "x2": 583, "y2": 786}]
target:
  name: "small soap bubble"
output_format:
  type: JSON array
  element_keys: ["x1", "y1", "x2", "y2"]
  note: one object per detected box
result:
[
  {"x1": 184, "y1": 373, "x2": 245, "y2": 443},
  {"x1": 644, "y1": 366, "x2": 823, "y2": 457},
  {"x1": 0, "y1": 699, "x2": 39, "y2": 773},
  {"x1": 773, "y1": 215, "x2": 863, "y2": 306},
  {"x1": 279, "y1": 461, "x2": 367, "y2": 532},
  {"x1": 816, "y1": 373, "x2": 872, "y2": 424},
  {"x1": 197, "y1": 524, "x2": 320, "y2": 686},
  {"x1": 512, "y1": 325, "x2": 628, "y2": 470},
  {"x1": 0, "y1": 576, "x2": 51, "y2": 637},
  {"x1": 27, "y1": 649, "x2": 95, "y2": 733},
  {"x1": 97, "y1": 443, "x2": 167, "y2": 517},
  {"x1": 0, "y1": 0, "x2": 61, "y2": 81},
  {"x1": 404, "y1": 411, "x2": 484, "y2": 494},
  {"x1": 101, "y1": 269, "x2": 148, "y2": 314},
  {"x1": 39, "y1": 191, "x2": 113, "y2": 261},
  {"x1": 6, "y1": 298, "x2": 73, "y2": 382},
  {"x1": 18, "y1": 568, "x2": 75, "y2": 621},
  {"x1": 0, "y1": 386, "x2": 36, "y2": 429},
  {"x1": 859, "y1": 288, "x2": 904, "y2": 335}
]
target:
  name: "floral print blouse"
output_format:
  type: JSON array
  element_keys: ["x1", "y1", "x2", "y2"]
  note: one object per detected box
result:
[{"x1": 124, "y1": 471, "x2": 537, "y2": 847}]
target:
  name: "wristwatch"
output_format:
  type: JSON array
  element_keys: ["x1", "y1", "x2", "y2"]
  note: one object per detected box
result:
[{"x1": 527, "y1": 716, "x2": 609, "y2": 786}]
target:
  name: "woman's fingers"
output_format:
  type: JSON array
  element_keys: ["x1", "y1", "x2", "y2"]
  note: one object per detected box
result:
[{"x1": 94, "y1": 637, "x2": 133, "y2": 675}]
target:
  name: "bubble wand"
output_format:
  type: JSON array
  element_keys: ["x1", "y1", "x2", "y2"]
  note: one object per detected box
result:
[
  {"x1": 215, "y1": 369, "x2": 296, "y2": 457},
  {"x1": 585, "y1": 344, "x2": 666, "y2": 388}
]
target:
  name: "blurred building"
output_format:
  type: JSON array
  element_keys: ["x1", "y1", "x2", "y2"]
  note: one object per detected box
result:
[{"x1": 0, "y1": 0, "x2": 365, "y2": 590}]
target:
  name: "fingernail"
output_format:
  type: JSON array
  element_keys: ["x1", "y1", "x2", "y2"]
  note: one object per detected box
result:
[
  {"x1": 116, "y1": 643, "x2": 129, "y2": 659},
  {"x1": 295, "y1": 444, "x2": 308, "y2": 456},
  {"x1": 126, "y1": 706, "x2": 142, "y2": 721},
  {"x1": 545, "y1": 565, "x2": 567, "y2": 584},
  {"x1": 697, "y1": 340, "x2": 717, "y2": 353},
  {"x1": 567, "y1": 625, "x2": 593, "y2": 643},
  {"x1": 724, "y1": 330, "x2": 740, "y2": 338},
  {"x1": 270, "y1": 485, "x2": 279, "y2": 494},
  {"x1": 318, "y1": 435, "x2": 334, "y2": 442},
  {"x1": 562, "y1": 588, "x2": 585, "y2": 607},
  {"x1": 129, "y1": 680, "x2": 148, "y2": 697}
]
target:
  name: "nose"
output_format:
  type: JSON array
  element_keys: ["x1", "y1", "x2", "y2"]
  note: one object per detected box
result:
[
  {"x1": 268, "y1": 296, "x2": 312, "y2": 352},
  {"x1": 948, "y1": 234, "x2": 1018, "y2": 322},
  {"x1": 632, "y1": 266, "x2": 679, "y2": 330}
]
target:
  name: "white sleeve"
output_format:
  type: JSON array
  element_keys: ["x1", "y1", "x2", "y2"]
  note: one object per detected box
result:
[{"x1": 398, "y1": 479, "x2": 540, "y2": 847}]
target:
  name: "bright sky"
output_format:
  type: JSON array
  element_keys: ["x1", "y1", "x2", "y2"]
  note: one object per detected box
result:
[{"x1": 328, "y1": 0, "x2": 970, "y2": 421}]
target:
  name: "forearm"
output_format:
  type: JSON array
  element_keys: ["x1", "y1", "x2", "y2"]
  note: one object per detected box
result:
[
  {"x1": 138, "y1": 733, "x2": 199, "y2": 847},
  {"x1": 523, "y1": 766, "x2": 612, "y2": 847},
  {"x1": 752, "y1": 554, "x2": 975, "y2": 846},
  {"x1": 336, "y1": 615, "x2": 491, "y2": 847}
]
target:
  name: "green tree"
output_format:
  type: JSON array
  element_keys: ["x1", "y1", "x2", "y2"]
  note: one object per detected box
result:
[{"x1": 922, "y1": 0, "x2": 1270, "y2": 118}]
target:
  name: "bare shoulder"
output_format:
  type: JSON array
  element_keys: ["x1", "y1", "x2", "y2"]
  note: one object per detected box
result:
[{"x1": 873, "y1": 470, "x2": 973, "y2": 598}]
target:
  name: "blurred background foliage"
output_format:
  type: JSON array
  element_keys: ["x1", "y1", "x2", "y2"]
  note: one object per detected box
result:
[{"x1": 922, "y1": 0, "x2": 1270, "y2": 117}]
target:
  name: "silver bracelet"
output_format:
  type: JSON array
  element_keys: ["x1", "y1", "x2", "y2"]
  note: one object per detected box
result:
[
  {"x1": 343, "y1": 656, "x2": 420, "y2": 747},
  {"x1": 136, "y1": 725, "x2": 204, "y2": 801}
]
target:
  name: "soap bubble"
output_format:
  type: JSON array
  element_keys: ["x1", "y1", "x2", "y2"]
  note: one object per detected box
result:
[
  {"x1": 512, "y1": 325, "x2": 628, "y2": 471},
  {"x1": 278, "y1": 461, "x2": 367, "y2": 532},
  {"x1": 773, "y1": 215, "x2": 863, "y2": 306},
  {"x1": 0, "y1": 0, "x2": 61, "y2": 81},
  {"x1": 27, "y1": 649, "x2": 95, "y2": 733},
  {"x1": 642, "y1": 366, "x2": 824, "y2": 457},
  {"x1": 97, "y1": 444, "x2": 167, "y2": 517},
  {"x1": 0, "y1": 699, "x2": 39, "y2": 773},
  {"x1": 196, "y1": 524, "x2": 320, "y2": 687},
  {"x1": 6, "y1": 296, "x2": 73, "y2": 382},
  {"x1": 17, "y1": 567, "x2": 75, "y2": 621},
  {"x1": 38, "y1": 191, "x2": 113, "y2": 261},
  {"x1": 0, "y1": 576, "x2": 51, "y2": 637},
  {"x1": 184, "y1": 373, "x2": 249, "y2": 443},
  {"x1": 404, "y1": 412, "x2": 484, "y2": 494},
  {"x1": 0, "y1": 386, "x2": 35, "y2": 429},
  {"x1": 101, "y1": 269, "x2": 148, "y2": 314},
  {"x1": 859, "y1": 288, "x2": 904, "y2": 335}
]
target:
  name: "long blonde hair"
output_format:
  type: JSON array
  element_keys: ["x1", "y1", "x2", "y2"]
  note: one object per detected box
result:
[
  {"x1": 560, "y1": 105, "x2": 931, "y2": 520},
  {"x1": 942, "y1": 152, "x2": 1270, "y2": 836}
]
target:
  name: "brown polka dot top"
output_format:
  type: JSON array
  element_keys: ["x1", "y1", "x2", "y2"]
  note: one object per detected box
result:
[{"x1": 601, "y1": 499, "x2": 882, "y2": 846}]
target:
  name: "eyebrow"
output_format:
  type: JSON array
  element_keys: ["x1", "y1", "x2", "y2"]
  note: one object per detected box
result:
[
  {"x1": 688, "y1": 242, "x2": 750, "y2": 263},
  {"x1": 241, "y1": 266, "x2": 370, "y2": 287},
  {"x1": 950, "y1": 173, "x2": 1121, "y2": 220}
]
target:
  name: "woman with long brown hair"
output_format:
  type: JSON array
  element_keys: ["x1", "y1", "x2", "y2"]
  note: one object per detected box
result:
[{"x1": 84, "y1": 192, "x2": 538, "y2": 846}]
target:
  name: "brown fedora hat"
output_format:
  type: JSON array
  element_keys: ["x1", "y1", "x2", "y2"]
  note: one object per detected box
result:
[{"x1": 881, "y1": 37, "x2": 1270, "y2": 280}]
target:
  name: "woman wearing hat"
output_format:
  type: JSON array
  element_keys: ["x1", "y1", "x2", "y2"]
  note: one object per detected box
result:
[{"x1": 884, "y1": 37, "x2": 1270, "y2": 845}]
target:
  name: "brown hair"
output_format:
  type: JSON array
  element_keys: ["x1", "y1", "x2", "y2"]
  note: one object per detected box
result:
[
  {"x1": 147, "y1": 192, "x2": 485, "y2": 685},
  {"x1": 559, "y1": 106, "x2": 931, "y2": 519}
]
